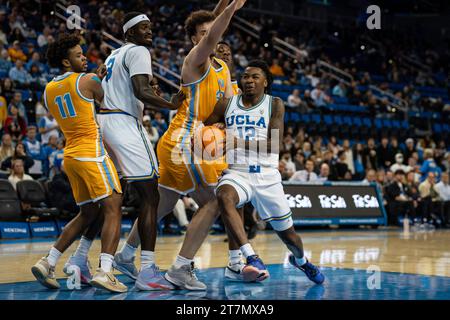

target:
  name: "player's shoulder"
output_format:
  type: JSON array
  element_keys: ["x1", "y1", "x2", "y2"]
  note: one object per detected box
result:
[
  {"x1": 79, "y1": 73, "x2": 102, "y2": 84},
  {"x1": 270, "y1": 95, "x2": 284, "y2": 105}
]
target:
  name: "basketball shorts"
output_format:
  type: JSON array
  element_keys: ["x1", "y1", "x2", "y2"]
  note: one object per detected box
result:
[
  {"x1": 216, "y1": 168, "x2": 293, "y2": 231},
  {"x1": 97, "y1": 112, "x2": 159, "y2": 182},
  {"x1": 64, "y1": 156, "x2": 122, "y2": 206}
]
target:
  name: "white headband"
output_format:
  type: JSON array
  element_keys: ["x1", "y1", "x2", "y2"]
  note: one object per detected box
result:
[{"x1": 123, "y1": 14, "x2": 150, "y2": 33}]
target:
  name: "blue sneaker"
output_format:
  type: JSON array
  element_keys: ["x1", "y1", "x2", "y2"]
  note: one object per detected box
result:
[
  {"x1": 135, "y1": 264, "x2": 176, "y2": 291},
  {"x1": 242, "y1": 255, "x2": 269, "y2": 282},
  {"x1": 288, "y1": 254, "x2": 325, "y2": 284}
]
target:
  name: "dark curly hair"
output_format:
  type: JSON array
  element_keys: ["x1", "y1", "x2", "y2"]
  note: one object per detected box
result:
[
  {"x1": 184, "y1": 10, "x2": 216, "y2": 40},
  {"x1": 46, "y1": 34, "x2": 81, "y2": 69},
  {"x1": 246, "y1": 60, "x2": 273, "y2": 94}
]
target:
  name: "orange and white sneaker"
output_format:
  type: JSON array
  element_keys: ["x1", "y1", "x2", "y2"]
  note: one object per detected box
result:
[
  {"x1": 90, "y1": 268, "x2": 128, "y2": 293},
  {"x1": 31, "y1": 257, "x2": 60, "y2": 289}
]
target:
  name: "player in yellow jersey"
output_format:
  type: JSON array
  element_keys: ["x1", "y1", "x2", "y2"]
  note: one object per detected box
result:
[
  {"x1": 113, "y1": 0, "x2": 250, "y2": 290},
  {"x1": 215, "y1": 41, "x2": 241, "y2": 95},
  {"x1": 31, "y1": 34, "x2": 127, "y2": 293}
]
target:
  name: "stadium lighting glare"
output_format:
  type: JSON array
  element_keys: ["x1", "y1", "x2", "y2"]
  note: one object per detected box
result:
[
  {"x1": 264, "y1": 43, "x2": 269, "y2": 48},
  {"x1": 50, "y1": 11, "x2": 54, "y2": 15},
  {"x1": 334, "y1": 32, "x2": 338, "y2": 36},
  {"x1": 360, "y1": 45, "x2": 365, "y2": 50}
]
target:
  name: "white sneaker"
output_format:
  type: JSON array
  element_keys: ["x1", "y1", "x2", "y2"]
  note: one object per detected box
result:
[
  {"x1": 63, "y1": 255, "x2": 92, "y2": 284},
  {"x1": 113, "y1": 252, "x2": 138, "y2": 280},
  {"x1": 165, "y1": 262, "x2": 206, "y2": 291},
  {"x1": 224, "y1": 261, "x2": 245, "y2": 281}
]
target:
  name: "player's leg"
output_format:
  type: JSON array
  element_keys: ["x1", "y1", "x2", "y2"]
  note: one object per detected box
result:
[
  {"x1": 256, "y1": 181, "x2": 324, "y2": 284},
  {"x1": 114, "y1": 185, "x2": 180, "y2": 281},
  {"x1": 216, "y1": 183, "x2": 269, "y2": 282},
  {"x1": 164, "y1": 187, "x2": 220, "y2": 290},
  {"x1": 90, "y1": 190, "x2": 128, "y2": 293},
  {"x1": 276, "y1": 226, "x2": 324, "y2": 285},
  {"x1": 132, "y1": 179, "x2": 175, "y2": 290},
  {"x1": 63, "y1": 212, "x2": 104, "y2": 284},
  {"x1": 225, "y1": 206, "x2": 246, "y2": 281},
  {"x1": 31, "y1": 202, "x2": 100, "y2": 289}
]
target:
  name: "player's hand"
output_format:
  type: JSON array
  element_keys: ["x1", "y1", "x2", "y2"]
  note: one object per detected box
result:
[
  {"x1": 96, "y1": 64, "x2": 107, "y2": 79},
  {"x1": 232, "y1": 0, "x2": 247, "y2": 11},
  {"x1": 171, "y1": 90, "x2": 186, "y2": 108},
  {"x1": 213, "y1": 122, "x2": 225, "y2": 130}
]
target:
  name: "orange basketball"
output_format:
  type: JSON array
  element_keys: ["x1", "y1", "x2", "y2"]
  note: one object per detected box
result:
[{"x1": 200, "y1": 125, "x2": 226, "y2": 160}]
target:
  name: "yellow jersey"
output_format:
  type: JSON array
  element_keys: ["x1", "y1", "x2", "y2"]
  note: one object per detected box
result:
[
  {"x1": 231, "y1": 80, "x2": 240, "y2": 95},
  {"x1": 157, "y1": 58, "x2": 230, "y2": 193},
  {"x1": 44, "y1": 72, "x2": 105, "y2": 159}
]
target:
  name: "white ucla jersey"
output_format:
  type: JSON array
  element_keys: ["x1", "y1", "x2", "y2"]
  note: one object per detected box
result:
[
  {"x1": 225, "y1": 94, "x2": 279, "y2": 171},
  {"x1": 101, "y1": 43, "x2": 153, "y2": 121}
]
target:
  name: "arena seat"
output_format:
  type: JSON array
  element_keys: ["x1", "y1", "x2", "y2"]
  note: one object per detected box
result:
[
  {"x1": 16, "y1": 180, "x2": 59, "y2": 218},
  {"x1": 0, "y1": 179, "x2": 22, "y2": 221}
]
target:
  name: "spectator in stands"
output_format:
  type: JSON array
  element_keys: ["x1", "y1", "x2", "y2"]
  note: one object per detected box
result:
[
  {"x1": 311, "y1": 83, "x2": 331, "y2": 108},
  {"x1": 29, "y1": 64, "x2": 48, "y2": 90},
  {"x1": 316, "y1": 163, "x2": 330, "y2": 182},
  {"x1": 8, "y1": 158, "x2": 33, "y2": 190},
  {"x1": 1, "y1": 142, "x2": 34, "y2": 173},
  {"x1": 143, "y1": 115, "x2": 159, "y2": 145},
  {"x1": 8, "y1": 59, "x2": 31, "y2": 87},
  {"x1": 434, "y1": 172, "x2": 450, "y2": 226},
  {"x1": 332, "y1": 81, "x2": 346, "y2": 98},
  {"x1": 342, "y1": 139, "x2": 354, "y2": 175},
  {"x1": 332, "y1": 150, "x2": 349, "y2": 181},
  {"x1": 0, "y1": 26, "x2": 8, "y2": 47},
  {"x1": 22, "y1": 125, "x2": 43, "y2": 173},
  {"x1": 42, "y1": 135, "x2": 57, "y2": 177},
  {"x1": 0, "y1": 133, "x2": 14, "y2": 164},
  {"x1": 377, "y1": 137, "x2": 393, "y2": 169},
  {"x1": 49, "y1": 138, "x2": 64, "y2": 179},
  {"x1": 293, "y1": 149, "x2": 305, "y2": 171},
  {"x1": 25, "y1": 52, "x2": 45, "y2": 74},
  {"x1": 353, "y1": 143, "x2": 365, "y2": 180},
  {"x1": 0, "y1": 90, "x2": 6, "y2": 130},
  {"x1": 1, "y1": 78, "x2": 15, "y2": 101},
  {"x1": 34, "y1": 96, "x2": 46, "y2": 123},
  {"x1": 37, "y1": 26, "x2": 52, "y2": 48},
  {"x1": 278, "y1": 159, "x2": 292, "y2": 181},
  {"x1": 280, "y1": 151, "x2": 296, "y2": 177},
  {"x1": 269, "y1": 58, "x2": 284, "y2": 77},
  {"x1": 151, "y1": 111, "x2": 168, "y2": 137},
  {"x1": 420, "y1": 149, "x2": 442, "y2": 182},
  {"x1": 385, "y1": 169, "x2": 416, "y2": 225},
  {"x1": 302, "y1": 89, "x2": 315, "y2": 110},
  {"x1": 7, "y1": 40, "x2": 27, "y2": 62},
  {"x1": 362, "y1": 169, "x2": 377, "y2": 184},
  {"x1": 38, "y1": 111, "x2": 59, "y2": 145},
  {"x1": 287, "y1": 89, "x2": 302, "y2": 109},
  {"x1": 403, "y1": 138, "x2": 416, "y2": 161},
  {"x1": 4, "y1": 104, "x2": 26, "y2": 142},
  {"x1": 419, "y1": 172, "x2": 440, "y2": 223},
  {"x1": 390, "y1": 153, "x2": 411, "y2": 173},
  {"x1": 290, "y1": 159, "x2": 317, "y2": 182},
  {"x1": 0, "y1": 49, "x2": 12, "y2": 73},
  {"x1": 8, "y1": 91, "x2": 27, "y2": 124}
]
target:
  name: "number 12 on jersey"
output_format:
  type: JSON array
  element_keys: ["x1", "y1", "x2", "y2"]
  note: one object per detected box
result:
[{"x1": 55, "y1": 93, "x2": 77, "y2": 119}]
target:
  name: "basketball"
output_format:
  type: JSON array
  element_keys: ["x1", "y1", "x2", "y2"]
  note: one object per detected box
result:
[{"x1": 199, "y1": 125, "x2": 226, "y2": 160}]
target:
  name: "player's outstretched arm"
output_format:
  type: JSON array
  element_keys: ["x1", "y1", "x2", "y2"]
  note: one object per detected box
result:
[
  {"x1": 184, "y1": 0, "x2": 247, "y2": 70},
  {"x1": 213, "y1": 0, "x2": 231, "y2": 16},
  {"x1": 131, "y1": 74, "x2": 183, "y2": 110},
  {"x1": 204, "y1": 97, "x2": 229, "y2": 126},
  {"x1": 78, "y1": 73, "x2": 104, "y2": 103}
]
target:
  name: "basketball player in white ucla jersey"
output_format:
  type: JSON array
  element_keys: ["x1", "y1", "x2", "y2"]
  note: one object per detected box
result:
[{"x1": 204, "y1": 60, "x2": 325, "y2": 285}]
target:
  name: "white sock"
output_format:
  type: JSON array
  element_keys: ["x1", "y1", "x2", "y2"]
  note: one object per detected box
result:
[
  {"x1": 140, "y1": 250, "x2": 155, "y2": 270},
  {"x1": 72, "y1": 236, "x2": 92, "y2": 262},
  {"x1": 240, "y1": 243, "x2": 256, "y2": 258},
  {"x1": 295, "y1": 256, "x2": 307, "y2": 266},
  {"x1": 229, "y1": 249, "x2": 242, "y2": 265},
  {"x1": 47, "y1": 247, "x2": 62, "y2": 267},
  {"x1": 99, "y1": 253, "x2": 114, "y2": 273},
  {"x1": 120, "y1": 242, "x2": 137, "y2": 261},
  {"x1": 174, "y1": 255, "x2": 193, "y2": 268}
]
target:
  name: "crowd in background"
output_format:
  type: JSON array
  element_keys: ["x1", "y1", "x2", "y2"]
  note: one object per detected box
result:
[{"x1": 0, "y1": 0, "x2": 448, "y2": 229}]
